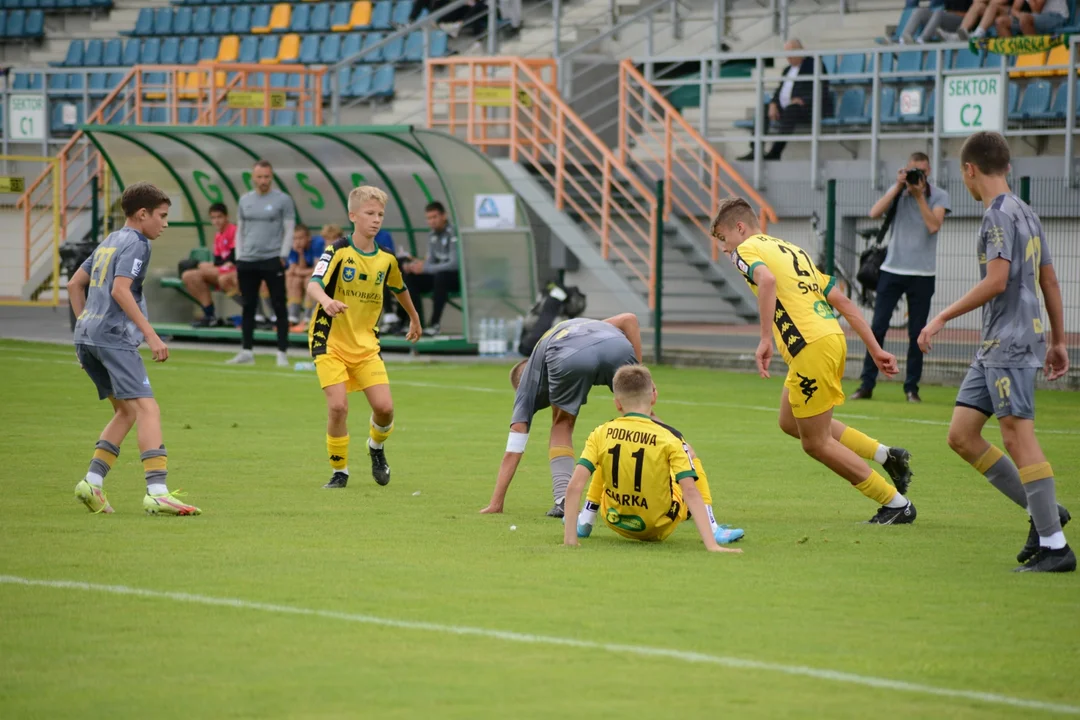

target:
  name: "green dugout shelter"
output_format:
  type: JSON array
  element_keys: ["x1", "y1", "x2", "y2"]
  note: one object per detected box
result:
[{"x1": 82, "y1": 125, "x2": 538, "y2": 352}]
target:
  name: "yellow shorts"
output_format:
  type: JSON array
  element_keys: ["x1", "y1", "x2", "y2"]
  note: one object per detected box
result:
[
  {"x1": 785, "y1": 333, "x2": 847, "y2": 419},
  {"x1": 602, "y1": 482, "x2": 687, "y2": 542},
  {"x1": 314, "y1": 351, "x2": 388, "y2": 393}
]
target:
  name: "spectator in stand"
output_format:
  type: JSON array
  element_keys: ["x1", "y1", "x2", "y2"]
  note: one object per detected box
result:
[
  {"x1": 995, "y1": 0, "x2": 1069, "y2": 36},
  {"x1": 943, "y1": 0, "x2": 1013, "y2": 40},
  {"x1": 399, "y1": 201, "x2": 459, "y2": 337},
  {"x1": 737, "y1": 39, "x2": 831, "y2": 161},
  {"x1": 900, "y1": 0, "x2": 973, "y2": 43},
  {"x1": 286, "y1": 224, "x2": 326, "y2": 328},
  {"x1": 182, "y1": 202, "x2": 238, "y2": 328}
]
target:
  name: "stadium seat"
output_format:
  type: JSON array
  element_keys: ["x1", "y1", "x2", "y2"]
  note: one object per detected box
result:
[
  {"x1": 1033, "y1": 82, "x2": 1070, "y2": 120},
  {"x1": 211, "y1": 6, "x2": 229, "y2": 34},
  {"x1": 141, "y1": 37, "x2": 161, "y2": 63},
  {"x1": 67, "y1": 72, "x2": 85, "y2": 92},
  {"x1": 299, "y1": 33, "x2": 320, "y2": 63},
  {"x1": 878, "y1": 86, "x2": 898, "y2": 124},
  {"x1": 217, "y1": 34, "x2": 239, "y2": 62},
  {"x1": 349, "y1": 1, "x2": 372, "y2": 29},
  {"x1": 310, "y1": 2, "x2": 330, "y2": 31},
  {"x1": 268, "y1": 70, "x2": 286, "y2": 87},
  {"x1": 894, "y1": 51, "x2": 923, "y2": 83},
  {"x1": 391, "y1": 0, "x2": 412, "y2": 26},
  {"x1": 178, "y1": 107, "x2": 198, "y2": 124},
  {"x1": 25, "y1": 6, "x2": 43, "y2": 31},
  {"x1": 81, "y1": 38, "x2": 102, "y2": 66},
  {"x1": 319, "y1": 33, "x2": 341, "y2": 63},
  {"x1": 62, "y1": 39, "x2": 85, "y2": 67},
  {"x1": 1011, "y1": 52, "x2": 1048, "y2": 78},
  {"x1": 179, "y1": 36, "x2": 199, "y2": 64},
  {"x1": 383, "y1": 33, "x2": 403, "y2": 62},
  {"x1": 269, "y1": 3, "x2": 290, "y2": 32},
  {"x1": 192, "y1": 6, "x2": 211, "y2": 33},
  {"x1": 835, "y1": 87, "x2": 869, "y2": 125},
  {"x1": 48, "y1": 72, "x2": 67, "y2": 90},
  {"x1": 141, "y1": 107, "x2": 167, "y2": 123},
  {"x1": 1029, "y1": 45, "x2": 1073, "y2": 78},
  {"x1": 372, "y1": 63, "x2": 393, "y2": 96},
  {"x1": 325, "y1": 65, "x2": 349, "y2": 96},
  {"x1": 272, "y1": 105, "x2": 297, "y2": 126},
  {"x1": 174, "y1": 6, "x2": 192, "y2": 34},
  {"x1": 88, "y1": 71, "x2": 109, "y2": 96},
  {"x1": 1014, "y1": 79, "x2": 1053, "y2": 119},
  {"x1": 290, "y1": 3, "x2": 310, "y2": 32},
  {"x1": 820, "y1": 54, "x2": 837, "y2": 76},
  {"x1": 238, "y1": 34, "x2": 259, "y2": 62},
  {"x1": 341, "y1": 31, "x2": 362, "y2": 59},
  {"x1": 51, "y1": 102, "x2": 84, "y2": 131},
  {"x1": 952, "y1": 48, "x2": 983, "y2": 71},
  {"x1": 429, "y1": 29, "x2": 447, "y2": 57},
  {"x1": 161, "y1": 36, "x2": 180, "y2": 64},
  {"x1": 102, "y1": 38, "x2": 122, "y2": 66},
  {"x1": 232, "y1": 5, "x2": 251, "y2": 33},
  {"x1": 834, "y1": 53, "x2": 865, "y2": 85},
  {"x1": 331, "y1": 1, "x2": 350, "y2": 30},
  {"x1": 258, "y1": 34, "x2": 279, "y2": 63},
  {"x1": 404, "y1": 30, "x2": 445, "y2": 61},
  {"x1": 349, "y1": 64, "x2": 372, "y2": 97},
  {"x1": 360, "y1": 31, "x2": 383, "y2": 61},
  {"x1": 153, "y1": 7, "x2": 173, "y2": 35},
  {"x1": 250, "y1": 4, "x2": 271, "y2": 33},
  {"x1": 277, "y1": 32, "x2": 299, "y2": 62},
  {"x1": 129, "y1": 7, "x2": 152, "y2": 36},
  {"x1": 122, "y1": 38, "x2": 141, "y2": 66},
  {"x1": 200, "y1": 35, "x2": 220, "y2": 60},
  {"x1": 371, "y1": 0, "x2": 390, "y2": 29},
  {"x1": 0, "y1": 12, "x2": 7, "y2": 40}
]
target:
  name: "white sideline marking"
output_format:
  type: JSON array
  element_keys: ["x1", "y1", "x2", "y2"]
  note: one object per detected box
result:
[
  {"x1": 1, "y1": 346, "x2": 1077, "y2": 435},
  {"x1": 1, "y1": 574, "x2": 1077, "y2": 716}
]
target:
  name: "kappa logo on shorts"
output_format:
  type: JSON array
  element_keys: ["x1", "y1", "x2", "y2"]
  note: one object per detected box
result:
[
  {"x1": 343, "y1": 266, "x2": 356, "y2": 282},
  {"x1": 796, "y1": 372, "x2": 818, "y2": 402}
]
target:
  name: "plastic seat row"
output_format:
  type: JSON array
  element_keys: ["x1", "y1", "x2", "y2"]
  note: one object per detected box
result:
[
  {"x1": 823, "y1": 46, "x2": 1078, "y2": 83},
  {"x1": 127, "y1": 1, "x2": 406, "y2": 36},
  {"x1": 319, "y1": 63, "x2": 395, "y2": 98},
  {"x1": 0, "y1": 8, "x2": 44, "y2": 37},
  {"x1": 1, "y1": 0, "x2": 109, "y2": 8},
  {"x1": 60, "y1": 36, "x2": 221, "y2": 66}
]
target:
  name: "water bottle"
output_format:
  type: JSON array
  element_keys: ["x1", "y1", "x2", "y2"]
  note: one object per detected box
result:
[
  {"x1": 294, "y1": 361, "x2": 315, "y2": 372},
  {"x1": 496, "y1": 318, "x2": 507, "y2": 356},
  {"x1": 478, "y1": 318, "x2": 490, "y2": 357}
]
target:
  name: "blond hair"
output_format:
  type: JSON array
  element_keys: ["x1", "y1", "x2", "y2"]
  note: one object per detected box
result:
[
  {"x1": 348, "y1": 185, "x2": 388, "y2": 212},
  {"x1": 710, "y1": 197, "x2": 759, "y2": 238},
  {"x1": 321, "y1": 223, "x2": 344, "y2": 241},
  {"x1": 612, "y1": 365, "x2": 653, "y2": 404}
]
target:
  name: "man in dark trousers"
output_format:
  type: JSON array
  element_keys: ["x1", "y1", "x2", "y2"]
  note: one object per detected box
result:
[
  {"x1": 738, "y1": 39, "x2": 831, "y2": 161},
  {"x1": 401, "y1": 201, "x2": 460, "y2": 336},
  {"x1": 227, "y1": 160, "x2": 296, "y2": 367},
  {"x1": 853, "y1": 152, "x2": 951, "y2": 403}
]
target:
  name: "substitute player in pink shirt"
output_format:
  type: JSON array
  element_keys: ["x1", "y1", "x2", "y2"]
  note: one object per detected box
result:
[{"x1": 182, "y1": 202, "x2": 239, "y2": 327}]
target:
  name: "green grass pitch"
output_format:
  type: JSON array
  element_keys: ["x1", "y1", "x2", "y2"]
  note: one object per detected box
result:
[{"x1": 0, "y1": 338, "x2": 1077, "y2": 719}]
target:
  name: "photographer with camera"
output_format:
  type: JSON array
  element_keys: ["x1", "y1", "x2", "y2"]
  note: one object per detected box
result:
[{"x1": 852, "y1": 152, "x2": 951, "y2": 403}]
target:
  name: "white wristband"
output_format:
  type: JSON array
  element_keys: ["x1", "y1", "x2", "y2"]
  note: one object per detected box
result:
[{"x1": 506, "y1": 431, "x2": 529, "y2": 454}]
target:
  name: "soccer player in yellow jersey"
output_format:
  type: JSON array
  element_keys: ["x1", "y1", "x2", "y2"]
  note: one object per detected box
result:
[
  {"x1": 563, "y1": 366, "x2": 743, "y2": 553},
  {"x1": 306, "y1": 186, "x2": 422, "y2": 489},
  {"x1": 712, "y1": 197, "x2": 918, "y2": 524}
]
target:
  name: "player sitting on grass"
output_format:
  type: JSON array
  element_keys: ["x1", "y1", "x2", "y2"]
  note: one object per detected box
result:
[
  {"x1": 480, "y1": 315, "x2": 643, "y2": 518},
  {"x1": 68, "y1": 182, "x2": 201, "y2": 516},
  {"x1": 712, "y1": 197, "x2": 916, "y2": 524},
  {"x1": 919, "y1": 131, "x2": 1073, "y2": 573},
  {"x1": 306, "y1": 186, "x2": 422, "y2": 489},
  {"x1": 563, "y1": 366, "x2": 743, "y2": 553}
]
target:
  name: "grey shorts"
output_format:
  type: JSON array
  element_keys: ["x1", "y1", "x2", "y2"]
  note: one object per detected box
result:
[
  {"x1": 547, "y1": 342, "x2": 636, "y2": 417},
  {"x1": 76, "y1": 344, "x2": 154, "y2": 401},
  {"x1": 955, "y1": 362, "x2": 1036, "y2": 420}
]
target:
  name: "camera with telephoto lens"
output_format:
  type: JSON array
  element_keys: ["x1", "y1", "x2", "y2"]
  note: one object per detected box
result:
[{"x1": 905, "y1": 167, "x2": 926, "y2": 186}]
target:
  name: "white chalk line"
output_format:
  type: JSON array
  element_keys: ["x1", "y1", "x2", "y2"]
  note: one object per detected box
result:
[
  {"x1": 0, "y1": 575, "x2": 1076, "y2": 716},
  {"x1": 3, "y1": 346, "x2": 1076, "y2": 435}
]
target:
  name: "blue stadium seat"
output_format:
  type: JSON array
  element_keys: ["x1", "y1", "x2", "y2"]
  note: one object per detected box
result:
[
  {"x1": 429, "y1": 29, "x2": 447, "y2": 57},
  {"x1": 372, "y1": 63, "x2": 394, "y2": 96},
  {"x1": 360, "y1": 31, "x2": 383, "y2": 62},
  {"x1": 122, "y1": 38, "x2": 141, "y2": 65},
  {"x1": 238, "y1": 34, "x2": 259, "y2": 62},
  {"x1": 272, "y1": 105, "x2": 297, "y2": 126},
  {"x1": 192, "y1": 6, "x2": 210, "y2": 33},
  {"x1": 67, "y1": 72, "x2": 85, "y2": 92},
  {"x1": 1008, "y1": 81, "x2": 1019, "y2": 114},
  {"x1": 875, "y1": 51, "x2": 893, "y2": 75},
  {"x1": 251, "y1": 4, "x2": 270, "y2": 30},
  {"x1": 103, "y1": 37, "x2": 122, "y2": 65},
  {"x1": 161, "y1": 36, "x2": 180, "y2": 63},
  {"x1": 141, "y1": 37, "x2": 161, "y2": 63},
  {"x1": 1013, "y1": 80, "x2": 1052, "y2": 119},
  {"x1": 178, "y1": 107, "x2": 197, "y2": 124},
  {"x1": 211, "y1": 6, "x2": 230, "y2": 34},
  {"x1": 341, "y1": 31, "x2": 362, "y2": 60},
  {"x1": 371, "y1": 0, "x2": 391, "y2": 29},
  {"x1": 257, "y1": 34, "x2": 278, "y2": 62},
  {"x1": 834, "y1": 53, "x2": 866, "y2": 85},
  {"x1": 383, "y1": 34, "x2": 404, "y2": 62},
  {"x1": 129, "y1": 7, "x2": 152, "y2": 35},
  {"x1": 894, "y1": 51, "x2": 923, "y2": 82},
  {"x1": 1035, "y1": 82, "x2": 1070, "y2": 120},
  {"x1": 141, "y1": 107, "x2": 167, "y2": 123},
  {"x1": 24, "y1": 8, "x2": 42, "y2": 36},
  {"x1": 179, "y1": 36, "x2": 199, "y2": 64},
  {"x1": 299, "y1": 33, "x2": 320, "y2": 63},
  {"x1": 231, "y1": 5, "x2": 251, "y2": 33},
  {"x1": 48, "y1": 73, "x2": 67, "y2": 90},
  {"x1": 879, "y1": 86, "x2": 899, "y2": 124},
  {"x1": 269, "y1": 70, "x2": 286, "y2": 87},
  {"x1": 325, "y1": 65, "x2": 350, "y2": 96},
  {"x1": 330, "y1": 2, "x2": 350, "y2": 29},
  {"x1": 391, "y1": 0, "x2": 412, "y2": 26},
  {"x1": 349, "y1": 65, "x2": 372, "y2": 97},
  {"x1": 0, "y1": 11, "x2": 5, "y2": 39},
  {"x1": 12, "y1": 72, "x2": 34, "y2": 90},
  {"x1": 834, "y1": 88, "x2": 869, "y2": 125},
  {"x1": 108, "y1": 71, "x2": 125, "y2": 88},
  {"x1": 310, "y1": 2, "x2": 330, "y2": 32},
  {"x1": 820, "y1": 54, "x2": 837, "y2": 76},
  {"x1": 200, "y1": 35, "x2": 219, "y2": 61},
  {"x1": 62, "y1": 39, "x2": 85, "y2": 67},
  {"x1": 153, "y1": 7, "x2": 173, "y2": 34},
  {"x1": 952, "y1": 48, "x2": 983, "y2": 70},
  {"x1": 6, "y1": 9, "x2": 24, "y2": 36},
  {"x1": 290, "y1": 3, "x2": 310, "y2": 32},
  {"x1": 174, "y1": 6, "x2": 192, "y2": 34},
  {"x1": 88, "y1": 71, "x2": 109, "y2": 96},
  {"x1": 82, "y1": 38, "x2": 103, "y2": 66},
  {"x1": 924, "y1": 50, "x2": 938, "y2": 74},
  {"x1": 403, "y1": 31, "x2": 422, "y2": 61},
  {"x1": 319, "y1": 33, "x2": 341, "y2": 63}
]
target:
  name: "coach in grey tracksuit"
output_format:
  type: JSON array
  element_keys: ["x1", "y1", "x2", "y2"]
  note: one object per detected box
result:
[
  {"x1": 401, "y1": 200, "x2": 460, "y2": 334},
  {"x1": 231, "y1": 160, "x2": 295, "y2": 362}
]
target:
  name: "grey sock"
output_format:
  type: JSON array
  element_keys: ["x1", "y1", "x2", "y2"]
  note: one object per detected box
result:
[
  {"x1": 984, "y1": 455, "x2": 1028, "y2": 509},
  {"x1": 288, "y1": 302, "x2": 304, "y2": 320},
  {"x1": 140, "y1": 446, "x2": 168, "y2": 488},
  {"x1": 88, "y1": 439, "x2": 121, "y2": 478},
  {"x1": 1024, "y1": 477, "x2": 1063, "y2": 539},
  {"x1": 550, "y1": 455, "x2": 574, "y2": 504}
]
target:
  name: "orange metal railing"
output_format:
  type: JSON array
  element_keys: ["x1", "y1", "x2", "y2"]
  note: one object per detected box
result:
[
  {"x1": 17, "y1": 63, "x2": 325, "y2": 285},
  {"x1": 618, "y1": 60, "x2": 778, "y2": 261},
  {"x1": 427, "y1": 57, "x2": 661, "y2": 307}
]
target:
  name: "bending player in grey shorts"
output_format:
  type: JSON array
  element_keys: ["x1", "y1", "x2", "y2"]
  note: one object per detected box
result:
[{"x1": 480, "y1": 314, "x2": 643, "y2": 517}]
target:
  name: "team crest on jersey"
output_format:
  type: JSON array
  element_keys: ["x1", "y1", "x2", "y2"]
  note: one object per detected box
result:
[
  {"x1": 343, "y1": 266, "x2": 356, "y2": 282},
  {"x1": 375, "y1": 270, "x2": 384, "y2": 285}
]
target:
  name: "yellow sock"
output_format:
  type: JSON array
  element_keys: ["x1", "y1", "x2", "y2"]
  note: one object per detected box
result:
[
  {"x1": 854, "y1": 470, "x2": 898, "y2": 505},
  {"x1": 694, "y1": 458, "x2": 714, "y2": 506},
  {"x1": 971, "y1": 445, "x2": 1005, "y2": 474},
  {"x1": 327, "y1": 434, "x2": 349, "y2": 472},
  {"x1": 369, "y1": 416, "x2": 394, "y2": 448},
  {"x1": 840, "y1": 427, "x2": 881, "y2": 461}
]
